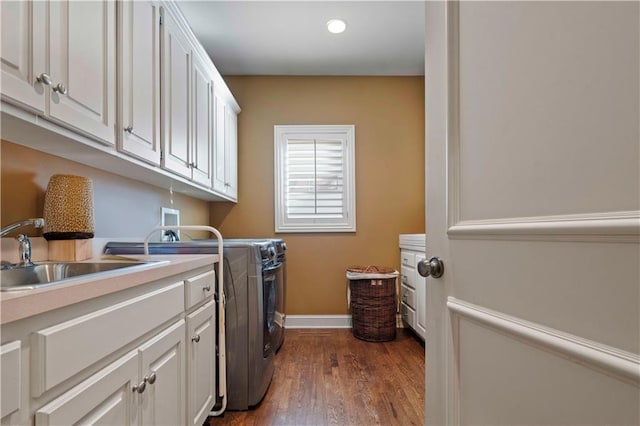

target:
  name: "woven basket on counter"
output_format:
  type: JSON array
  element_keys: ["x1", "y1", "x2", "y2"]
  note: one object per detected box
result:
[{"x1": 347, "y1": 266, "x2": 398, "y2": 342}]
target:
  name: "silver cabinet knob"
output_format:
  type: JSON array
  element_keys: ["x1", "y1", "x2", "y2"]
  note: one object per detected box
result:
[
  {"x1": 53, "y1": 83, "x2": 67, "y2": 95},
  {"x1": 417, "y1": 256, "x2": 444, "y2": 278},
  {"x1": 147, "y1": 371, "x2": 157, "y2": 385},
  {"x1": 191, "y1": 334, "x2": 200, "y2": 343},
  {"x1": 124, "y1": 126, "x2": 133, "y2": 134},
  {"x1": 36, "y1": 73, "x2": 52, "y2": 86},
  {"x1": 132, "y1": 379, "x2": 146, "y2": 393}
]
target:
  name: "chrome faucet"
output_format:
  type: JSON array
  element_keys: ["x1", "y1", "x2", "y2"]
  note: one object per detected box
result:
[
  {"x1": 1, "y1": 218, "x2": 45, "y2": 237},
  {"x1": 1, "y1": 218, "x2": 45, "y2": 268}
]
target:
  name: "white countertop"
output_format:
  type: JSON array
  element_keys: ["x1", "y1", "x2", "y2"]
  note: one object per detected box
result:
[{"x1": 0, "y1": 254, "x2": 218, "y2": 325}]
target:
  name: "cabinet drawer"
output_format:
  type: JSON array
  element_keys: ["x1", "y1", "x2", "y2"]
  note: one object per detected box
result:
[
  {"x1": 401, "y1": 266, "x2": 415, "y2": 289},
  {"x1": 1, "y1": 341, "x2": 21, "y2": 419},
  {"x1": 185, "y1": 269, "x2": 215, "y2": 309},
  {"x1": 400, "y1": 285, "x2": 416, "y2": 309},
  {"x1": 31, "y1": 282, "x2": 184, "y2": 396},
  {"x1": 401, "y1": 251, "x2": 415, "y2": 268},
  {"x1": 401, "y1": 303, "x2": 416, "y2": 328}
]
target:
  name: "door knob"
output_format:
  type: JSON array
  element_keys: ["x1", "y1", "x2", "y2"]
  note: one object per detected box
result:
[{"x1": 417, "y1": 256, "x2": 444, "y2": 278}]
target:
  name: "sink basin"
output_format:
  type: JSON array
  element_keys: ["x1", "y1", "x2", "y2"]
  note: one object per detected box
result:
[{"x1": 1, "y1": 261, "x2": 163, "y2": 291}]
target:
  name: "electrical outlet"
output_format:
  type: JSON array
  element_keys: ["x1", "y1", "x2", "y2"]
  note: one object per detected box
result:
[{"x1": 161, "y1": 207, "x2": 180, "y2": 241}]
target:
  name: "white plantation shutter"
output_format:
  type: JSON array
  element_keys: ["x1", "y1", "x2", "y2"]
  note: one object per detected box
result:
[{"x1": 274, "y1": 125, "x2": 356, "y2": 232}]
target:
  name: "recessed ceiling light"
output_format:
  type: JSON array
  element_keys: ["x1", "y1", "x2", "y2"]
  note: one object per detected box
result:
[{"x1": 327, "y1": 19, "x2": 347, "y2": 34}]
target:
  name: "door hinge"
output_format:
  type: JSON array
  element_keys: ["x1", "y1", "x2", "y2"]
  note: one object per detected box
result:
[
  {"x1": 159, "y1": 15, "x2": 164, "y2": 25},
  {"x1": 160, "y1": 150, "x2": 164, "y2": 161}
]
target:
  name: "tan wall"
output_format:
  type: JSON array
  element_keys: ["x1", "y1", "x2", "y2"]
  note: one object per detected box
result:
[
  {"x1": 1, "y1": 141, "x2": 210, "y2": 240},
  {"x1": 210, "y1": 76, "x2": 425, "y2": 315}
]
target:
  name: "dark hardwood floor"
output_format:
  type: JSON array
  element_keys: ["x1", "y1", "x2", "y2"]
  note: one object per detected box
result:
[{"x1": 208, "y1": 328, "x2": 425, "y2": 426}]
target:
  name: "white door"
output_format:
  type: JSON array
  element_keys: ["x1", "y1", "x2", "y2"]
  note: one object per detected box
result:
[
  {"x1": 48, "y1": 0, "x2": 115, "y2": 145},
  {"x1": 120, "y1": 0, "x2": 161, "y2": 165},
  {"x1": 0, "y1": 0, "x2": 46, "y2": 113},
  {"x1": 224, "y1": 107, "x2": 238, "y2": 200},
  {"x1": 191, "y1": 53, "x2": 213, "y2": 187},
  {"x1": 186, "y1": 300, "x2": 216, "y2": 426},
  {"x1": 424, "y1": 2, "x2": 640, "y2": 425},
  {"x1": 162, "y1": 8, "x2": 192, "y2": 179},
  {"x1": 212, "y1": 91, "x2": 227, "y2": 194},
  {"x1": 35, "y1": 351, "x2": 138, "y2": 426},
  {"x1": 138, "y1": 320, "x2": 185, "y2": 426}
]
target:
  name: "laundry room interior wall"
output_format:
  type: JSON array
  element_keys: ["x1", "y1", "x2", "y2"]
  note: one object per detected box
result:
[
  {"x1": 210, "y1": 76, "x2": 425, "y2": 315},
  {"x1": 1, "y1": 140, "x2": 210, "y2": 240}
]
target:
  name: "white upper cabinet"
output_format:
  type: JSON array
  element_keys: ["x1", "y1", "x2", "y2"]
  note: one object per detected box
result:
[
  {"x1": 1, "y1": 0, "x2": 239, "y2": 202},
  {"x1": 162, "y1": 9, "x2": 215, "y2": 189},
  {"x1": 190, "y1": 53, "x2": 214, "y2": 187},
  {"x1": 1, "y1": 0, "x2": 116, "y2": 146},
  {"x1": 0, "y1": 0, "x2": 46, "y2": 113},
  {"x1": 212, "y1": 91, "x2": 238, "y2": 200},
  {"x1": 48, "y1": 0, "x2": 116, "y2": 145},
  {"x1": 161, "y1": 9, "x2": 192, "y2": 179},
  {"x1": 119, "y1": 0, "x2": 161, "y2": 165}
]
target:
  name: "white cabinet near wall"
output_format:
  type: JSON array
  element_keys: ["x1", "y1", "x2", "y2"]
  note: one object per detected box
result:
[
  {"x1": 161, "y1": 8, "x2": 192, "y2": 179},
  {"x1": 0, "y1": 0, "x2": 116, "y2": 145},
  {"x1": 119, "y1": 0, "x2": 162, "y2": 165},
  {"x1": 399, "y1": 234, "x2": 426, "y2": 340},
  {"x1": 161, "y1": 8, "x2": 216, "y2": 188},
  {"x1": 212, "y1": 91, "x2": 239, "y2": 200}
]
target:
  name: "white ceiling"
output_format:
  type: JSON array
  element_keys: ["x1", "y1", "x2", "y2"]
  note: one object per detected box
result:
[{"x1": 177, "y1": 1, "x2": 425, "y2": 76}]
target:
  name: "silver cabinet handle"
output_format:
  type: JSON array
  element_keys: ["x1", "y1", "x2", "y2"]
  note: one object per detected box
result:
[
  {"x1": 191, "y1": 334, "x2": 200, "y2": 343},
  {"x1": 401, "y1": 275, "x2": 408, "y2": 284},
  {"x1": 132, "y1": 379, "x2": 146, "y2": 393},
  {"x1": 417, "y1": 256, "x2": 444, "y2": 278},
  {"x1": 124, "y1": 126, "x2": 133, "y2": 134},
  {"x1": 36, "y1": 73, "x2": 52, "y2": 86},
  {"x1": 203, "y1": 284, "x2": 211, "y2": 292},
  {"x1": 147, "y1": 371, "x2": 157, "y2": 385},
  {"x1": 53, "y1": 83, "x2": 67, "y2": 95}
]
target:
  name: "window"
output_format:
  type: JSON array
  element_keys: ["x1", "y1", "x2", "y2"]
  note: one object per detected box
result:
[{"x1": 274, "y1": 125, "x2": 356, "y2": 233}]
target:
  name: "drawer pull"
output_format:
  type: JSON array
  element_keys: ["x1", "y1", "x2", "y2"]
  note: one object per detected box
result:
[
  {"x1": 402, "y1": 275, "x2": 408, "y2": 284},
  {"x1": 203, "y1": 284, "x2": 211, "y2": 292},
  {"x1": 191, "y1": 334, "x2": 201, "y2": 343}
]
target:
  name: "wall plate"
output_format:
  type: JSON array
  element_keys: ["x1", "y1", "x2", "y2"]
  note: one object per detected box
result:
[{"x1": 161, "y1": 207, "x2": 180, "y2": 241}]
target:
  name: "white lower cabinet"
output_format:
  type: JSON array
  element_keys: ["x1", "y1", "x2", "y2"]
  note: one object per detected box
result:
[
  {"x1": 1, "y1": 265, "x2": 216, "y2": 426},
  {"x1": 399, "y1": 234, "x2": 426, "y2": 340},
  {"x1": 138, "y1": 320, "x2": 185, "y2": 426},
  {"x1": 186, "y1": 300, "x2": 215, "y2": 426},
  {"x1": 35, "y1": 351, "x2": 138, "y2": 425},
  {"x1": 35, "y1": 320, "x2": 185, "y2": 426}
]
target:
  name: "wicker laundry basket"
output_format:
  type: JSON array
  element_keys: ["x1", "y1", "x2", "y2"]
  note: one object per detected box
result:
[{"x1": 347, "y1": 266, "x2": 399, "y2": 342}]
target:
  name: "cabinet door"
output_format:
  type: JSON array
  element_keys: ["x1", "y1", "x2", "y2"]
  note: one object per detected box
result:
[
  {"x1": 224, "y1": 107, "x2": 238, "y2": 200},
  {"x1": 186, "y1": 300, "x2": 215, "y2": 426},
  {"x1": 35, "y1": 351, "x2": 137, "y2": 426},
  {"x1": 0, "y1": 0, "x2": 46, "y2": 113},
  {"x1": 191, "y1": 54, "x2": 213, "y2": 187},
  {"x1": 139, "y1": 320, "x2": 185, "y2": 426},
  {"x1": 414, "y1": 255, "x2": 427, "y2": 339},
  {"x1": 120, "y1": 0, "x2": 161, "y2": 165},
  {"x1": 48, "y1": 0, "x2": 115, "y2": 145},
  {"x1": 161, "y1": 9, "x2": 192, "y2": 179},
  {"x1": 212, "y1": 91, "x2": 227, "y2": 193}
]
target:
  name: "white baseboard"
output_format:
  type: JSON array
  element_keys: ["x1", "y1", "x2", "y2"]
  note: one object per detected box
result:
[
  {"x1": 286, "y1": 315, "x2": 352, "y2": 329},
  {"x1": 286, "y1": 314, "x2": 406, "y2": 329}
]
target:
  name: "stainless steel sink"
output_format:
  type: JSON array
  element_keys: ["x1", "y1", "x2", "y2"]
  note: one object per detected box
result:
[{"x1": 0, "y1": 261, "x2": 163, "y2": 291}]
